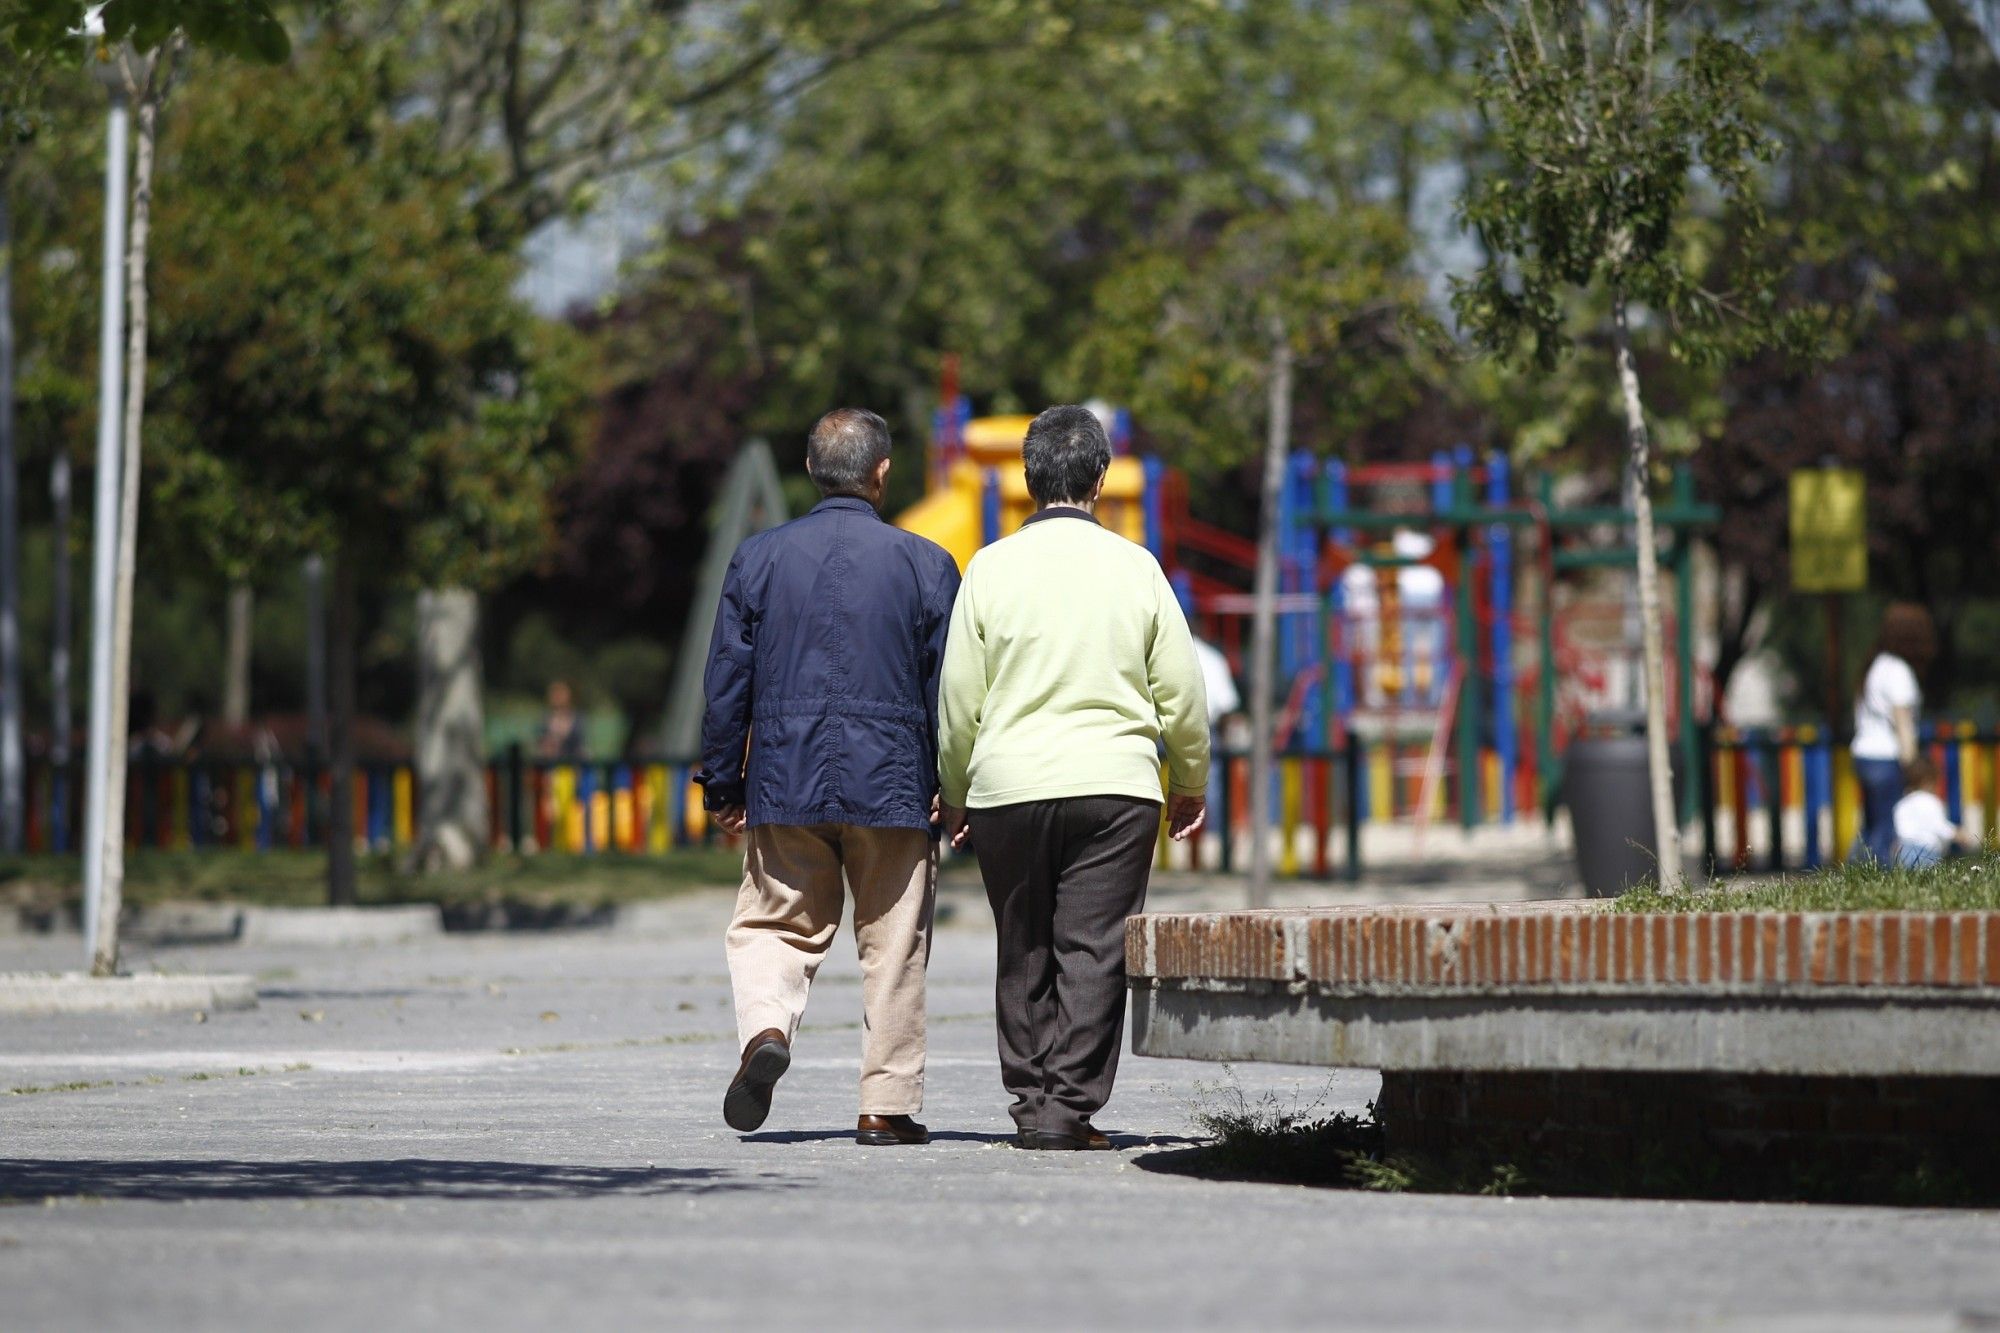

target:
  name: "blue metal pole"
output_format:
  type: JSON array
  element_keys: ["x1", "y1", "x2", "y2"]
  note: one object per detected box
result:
[
  {"x1": 1287, "y1": 452, "x2": 1322, "y2": 745},
  {"x1": 1325, "y1": 459, "x2": 1353, "y2": 722},
  {"x1": 1802, "y1": 735, "x2": 1826, "y2": 869},
  {"x1": 980, "y1": 467, "x2": 1000, "y2": 547}
]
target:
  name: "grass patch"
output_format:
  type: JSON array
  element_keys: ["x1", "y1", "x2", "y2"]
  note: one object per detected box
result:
[
  {"x1": 7, "y1": 1081, "x2": 114, "y2": 1097},
  {"x1": 0, "y1": 847, "x2": 743, "y2": 913},
  {"x1": 1616, "y1": 855, "x2": 2000, "y2": 914},
  {"x1": 1168, "y1": 1070, "x2": 1996, "y2": 1206}
]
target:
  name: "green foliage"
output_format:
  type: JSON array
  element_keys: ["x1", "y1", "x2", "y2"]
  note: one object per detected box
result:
[
  {"x1": 633, "y1": 0, "x2": 1472, "y2": 486},
  {"x1": 1064, "y1": 207, "x2": 1439, "y2": 467},
  {"x1": 1453, "y1": 1, "x2": 1817, "y2": 371},
  {"x1": 142, "y1": 42, "x2": 585, "y2": 589},
  {"x1": 6, "y1": 0, "x2": 285, "y2": 61}
]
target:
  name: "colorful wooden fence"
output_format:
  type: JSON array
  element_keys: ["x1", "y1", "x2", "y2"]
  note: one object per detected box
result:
[
  {"x1": 16, "y1": 745, "x2": 715, "y2": 858},
  {"x1": 15, "y1": 725, "x2": 1996, "y2": 880},
  {"x1": 1703, "y1": 722, "x2": 2000, "y2": 875}
]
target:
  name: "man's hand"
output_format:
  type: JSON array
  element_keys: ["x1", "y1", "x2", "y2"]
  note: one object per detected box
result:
[
  {"x1": 1166, "y1": 794, "x2": 1206, "y2": 842},
  {"x1": 941, "y1": 803, "x2": 972, "y2": 852},
  {"x1": 715, "y1": 804, "x2": 748, "y2": 836}
]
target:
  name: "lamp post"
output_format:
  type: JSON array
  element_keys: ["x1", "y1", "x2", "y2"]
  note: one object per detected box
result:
[{"x1": 80, "y1": 23, "x2": 129, "y2": 973}]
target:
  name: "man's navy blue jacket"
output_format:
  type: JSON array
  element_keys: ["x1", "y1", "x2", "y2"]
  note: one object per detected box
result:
[{"x1": 697, "y1": 495, "x2": 962, "y2": 833}]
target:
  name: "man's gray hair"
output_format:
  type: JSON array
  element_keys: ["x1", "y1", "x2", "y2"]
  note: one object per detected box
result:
[
  {"x1": 806, "y1": 408, "x2": 893, "y2": 497},
  {"x1": 1022, "y1": 405, "x2": 1111, "y2": 506}
]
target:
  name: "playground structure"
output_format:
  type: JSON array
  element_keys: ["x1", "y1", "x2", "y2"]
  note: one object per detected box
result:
[
  {"x1": 19, "y1": 409, "x2": 1995, "y2": 880},
  {"x1": 892, "y1": 403, "x2": 1718, "y2": 840},
  {"x1": 894, "y1": 404, "x2": 1156, "y2": 565}
]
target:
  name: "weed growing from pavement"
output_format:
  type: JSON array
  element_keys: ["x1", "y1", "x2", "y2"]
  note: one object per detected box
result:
[
  {"x1": 7, "y1": 1081, "x2": 114, "y2": 1097},
  {"x1": 1616, "y1": 856, "x2": 2000, "y2": 914}
]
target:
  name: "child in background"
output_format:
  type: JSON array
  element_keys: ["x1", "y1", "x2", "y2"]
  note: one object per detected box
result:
[{"x1": 1892, "y1": 754, "x2": 1977, "y2": 868}]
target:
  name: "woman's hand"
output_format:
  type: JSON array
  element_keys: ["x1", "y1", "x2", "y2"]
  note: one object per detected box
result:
[
  {"x1": 941, "y1": 804, "x2": 973, "y2": 851},
  {"x1": 1167, "y1": 794, "x2": 1206, "y2": 842}
]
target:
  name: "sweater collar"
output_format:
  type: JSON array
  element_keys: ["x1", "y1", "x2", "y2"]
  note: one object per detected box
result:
[{"x1": 1020, "y1": 505, "x2": 1101, "y2": 529}]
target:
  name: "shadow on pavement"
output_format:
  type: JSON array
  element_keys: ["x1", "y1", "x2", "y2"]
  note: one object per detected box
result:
[
  {"x1": 741, "y1": 1129, "x2": 1014, "y2": 1145},
  {"x1": 0, "y1": 1158, "x2": 796, "y2": 1203}
]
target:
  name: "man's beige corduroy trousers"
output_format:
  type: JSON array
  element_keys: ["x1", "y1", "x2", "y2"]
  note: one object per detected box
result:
[{"x1": 724, "y1": 822, "x2": 937, "y2": 1115}]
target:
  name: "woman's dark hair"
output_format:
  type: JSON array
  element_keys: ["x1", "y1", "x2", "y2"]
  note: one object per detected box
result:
[
  {"x1": 1022, "y1": 405, "x2": 1110, "y2": 506},
  {"x1": 1872, "y1": 601, "x2": 1938, "y2": 675}
]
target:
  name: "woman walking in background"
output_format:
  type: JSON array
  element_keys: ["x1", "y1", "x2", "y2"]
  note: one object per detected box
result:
[{"x1": 1852, "y1": 602, "x2": 1937, "y2": 864}]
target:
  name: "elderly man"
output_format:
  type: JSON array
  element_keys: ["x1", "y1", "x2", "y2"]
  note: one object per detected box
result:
[
  {"x1": 698, "y1": 408, "x2": 960, "y2": 1146},
  {"x1": 937, "y1": 405, "x2": 1209, "y2": 1151}
]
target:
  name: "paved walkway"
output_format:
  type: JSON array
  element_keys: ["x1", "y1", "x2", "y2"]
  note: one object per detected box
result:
[{"x1": 5, "y1": 889, "x2": 2000, "y2": 1330}]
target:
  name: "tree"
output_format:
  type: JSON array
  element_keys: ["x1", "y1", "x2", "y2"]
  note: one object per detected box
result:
[
  {"x1": 145, "y1": 43, "x2": 584, "y2": 902},
  {"x1": 331, "y1": 0, "x2": 985, "y2": 866},
  {"x1": 8, "y1": 0, "x2": 288, "y2": 973},
  {"x1": 1066, "y1": 208, "x2": 1436, "y2": 906},
  {"x1": 0, "y1": 2, "x2": 78, "y2": 855},
  {"x1": 1453, "y1": 0, "x2": 1816, "y2": 891},
  {"x1": 1925, "y1": 0, "x2": 2000, "y2": 113},
  {"x1": 1682, "y1": 0, "x2": 2000, "y2": 713}
]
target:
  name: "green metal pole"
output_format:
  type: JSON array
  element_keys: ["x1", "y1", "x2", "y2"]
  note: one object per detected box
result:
[
  {"x1": 1536, "y1": 472, "x2": 1557, "y2": 824},
  {"x1": 1456, "y1": 468, "x2": 1480, "y2": 831}
]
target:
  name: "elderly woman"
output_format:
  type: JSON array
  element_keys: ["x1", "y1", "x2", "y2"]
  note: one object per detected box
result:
[{"x1": 937, "y1": 405, "x2": 1209, "y2": 1151}]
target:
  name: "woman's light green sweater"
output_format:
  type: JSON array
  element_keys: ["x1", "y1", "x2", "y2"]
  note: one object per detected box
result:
[{"x1": 936, "y1": 512, "x2": 1210, "y2": 810}]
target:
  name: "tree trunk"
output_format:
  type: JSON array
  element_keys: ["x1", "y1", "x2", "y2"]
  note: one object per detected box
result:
[
  {"x1": 326, "y1": 549, "x2": 358, "y2": 906},
  {"x1": 223, "y1": 583, "x2": 252, "y2": 727},
  {"x1": 1248, "y1": 322, "x2": 1294, "y2": 909},
  {"x1": 414, "y1": 587, "x2": 488, "y2": 870},
  {"x1": 0, "y1": 173, "x2": 21, "y2": 854},
  {"x1": 303, "y1": 555, "x2": 327, "y2": 847},
  {"x1": 1611, "y1": 295, "x2": 1685, "y2": 892},
  {"x1": 92, "y1": 53, "x2": 172, "y2": 976}
]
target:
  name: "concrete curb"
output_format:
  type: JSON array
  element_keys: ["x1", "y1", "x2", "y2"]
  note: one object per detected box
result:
[
  {"x1": 0, "y1": 972, "x2": 258, "y2": 1015},
  {"x1": 237, "y1": 905, "x2": 444, "y2": 947}
]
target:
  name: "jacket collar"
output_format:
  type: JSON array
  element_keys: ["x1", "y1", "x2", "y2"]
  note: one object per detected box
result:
[
  {"x1": 810, "y1": 495, "x2": 883, "y2": 520},
  {"x1": 1020, "y1": 505, "x2": 1101, "y2": 528}
]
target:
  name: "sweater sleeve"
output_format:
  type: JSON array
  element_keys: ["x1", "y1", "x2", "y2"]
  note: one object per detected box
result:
[
  {"x1": 935, "y1": 563, "x2": 985, "y2": 808},
  {"x1": 1147, "y1": 565, "x2": 1211, "y2": 798}
]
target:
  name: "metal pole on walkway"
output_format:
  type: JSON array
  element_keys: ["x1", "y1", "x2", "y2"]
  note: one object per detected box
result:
[{"x1": 80, "y1": 86, "x2": 129, "y2": 968}]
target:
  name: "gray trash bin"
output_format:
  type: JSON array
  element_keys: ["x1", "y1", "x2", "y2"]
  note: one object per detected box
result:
[{"x1": 1563, "y1": 709, "x2": 1684, "y2": 898}]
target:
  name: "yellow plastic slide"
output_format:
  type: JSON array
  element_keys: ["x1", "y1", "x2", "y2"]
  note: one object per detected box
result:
[
  {"x1": 895, "y1": 466, "x2": 986, "y2": 571},
  {"x1": 896, "y1": 414, "x2": 1151, "y2": 571}
]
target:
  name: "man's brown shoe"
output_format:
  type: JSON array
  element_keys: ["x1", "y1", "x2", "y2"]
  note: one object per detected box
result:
[
  {"x1": 856, "y1": 1114, "x2": 929, "y2": 1146},
  {"x1": 1080, "y1": 1123, "x2": 1113, "y2": 1151},
  {"x1": 723, "y1": 1029, "x2": 790, "y2": 1132}
]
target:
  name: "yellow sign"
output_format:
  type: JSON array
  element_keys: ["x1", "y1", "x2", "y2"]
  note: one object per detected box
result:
[{"x1": 1790, "y1": 468, "x2": 1866, "y2": 593}]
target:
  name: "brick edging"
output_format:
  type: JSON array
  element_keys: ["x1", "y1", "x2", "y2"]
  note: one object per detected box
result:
[{"x1": 1126, "y1": 904, "x2": 2000, "y2": 992}]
